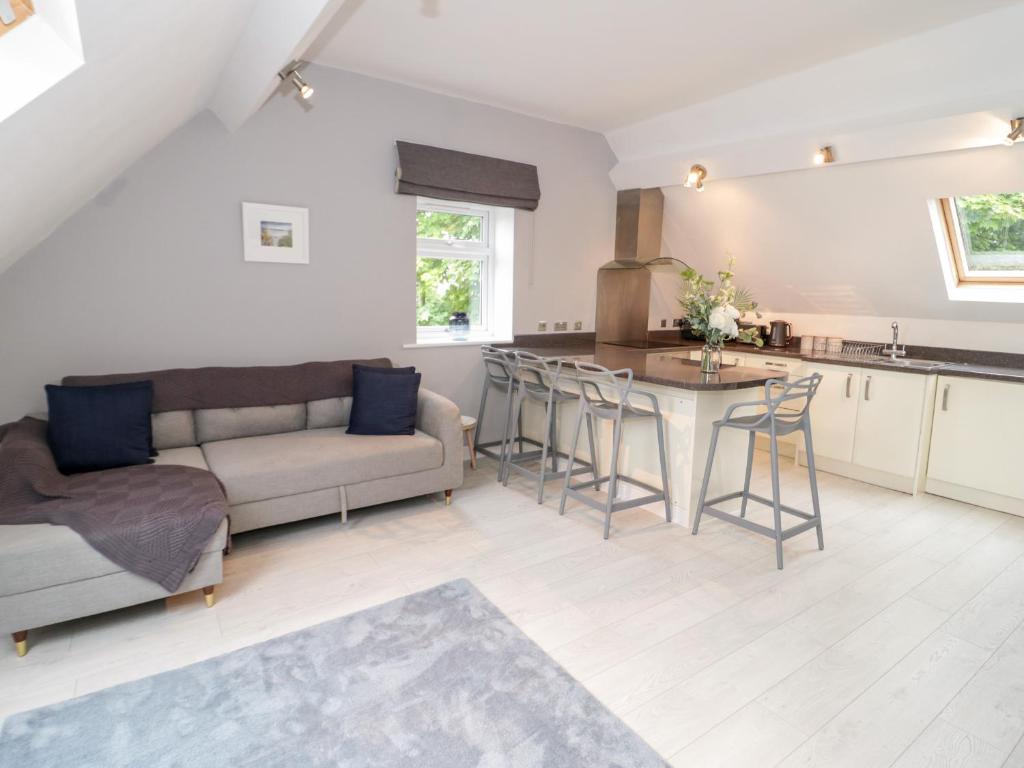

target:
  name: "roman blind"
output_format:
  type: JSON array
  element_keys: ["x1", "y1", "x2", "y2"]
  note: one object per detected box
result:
[{"x1": 395, "y1": 141, "x2": 540, "y2": 211}]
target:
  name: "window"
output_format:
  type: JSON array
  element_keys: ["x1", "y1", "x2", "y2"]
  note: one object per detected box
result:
[
  {"x1": 939, "y1": 193, "x2": 1024, "y2": 285},
  {"x1": 416, "y1": 197, "x2": 511, "y2": 343},
  {"x1": 0, "y1": 1, "x2": 34, "y2": 39},
  {"x1": 0, "y1": 0, "x2": 83, "y2": 124}
]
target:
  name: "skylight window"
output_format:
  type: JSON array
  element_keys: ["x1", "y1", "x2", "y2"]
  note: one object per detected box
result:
[
  {"x1": 0, "y1": 0, "x2": 83, "y2": 124},
  {"x1": 932, "y1": 193, "x2": 1024, "y2": 303},
  {"x1": 0, "y1": 1, "x2": 35, "y2": 38}
]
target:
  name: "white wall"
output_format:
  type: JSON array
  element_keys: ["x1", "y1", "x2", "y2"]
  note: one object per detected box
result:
[
  {"x1": 649, "y1": 143, "x2": 1024, "y2": 351},
  {"x1": 0, "y1": 66, "x2": 616, "y2": 423}
]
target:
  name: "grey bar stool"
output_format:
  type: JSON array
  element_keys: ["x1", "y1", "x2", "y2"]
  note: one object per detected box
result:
[
  {"x1": 691, "y1": 373, "x2": 824, "y2": 570},
  {"x1": 474, "y1": 346, "x2": 537, "y2": 480},
  {"x1": 501, "y1": 352, "x2": 600, "y2": 503},
  {"x1": 559, "y1": 362, "x2": 671, "y2": 540}
]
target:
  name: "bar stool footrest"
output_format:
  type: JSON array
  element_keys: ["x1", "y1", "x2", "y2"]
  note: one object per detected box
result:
[
  {"x1": 475, "y1": 436, "x2": 543, "y2": 462},
  {"x1": 564, "y1": 473, "x2": 667, "y2": 515},
  {"x1": 571, "y1": 474, "x2": 662, "y2": 495},
  {"x1": 505, "y1": 453, "x2": 597, "y2": 481},
  {"x1": 699, "y1": 491, "x2": 820, "y2": 541},
  {"x1": 704, "y1": 491, "x2": 815, "y2": 521}
]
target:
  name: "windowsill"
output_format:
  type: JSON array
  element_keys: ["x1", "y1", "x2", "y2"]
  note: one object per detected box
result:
[
  {"x1": 945, "y1": 282, "x2": 1024, "y2": 304},
  {"x1": 404, "y1": 337, "x2": 513, "y2": 349}
]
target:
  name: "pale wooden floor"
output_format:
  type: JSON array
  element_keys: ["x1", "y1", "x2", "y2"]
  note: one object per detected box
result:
[{"x1": 5, "y1": 453, "x2": 1024, "y2": 767}]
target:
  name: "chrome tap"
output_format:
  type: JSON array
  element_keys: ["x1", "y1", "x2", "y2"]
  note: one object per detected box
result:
[{"x1": 884, "y1": 321, "x2": 906, "y2": 359}]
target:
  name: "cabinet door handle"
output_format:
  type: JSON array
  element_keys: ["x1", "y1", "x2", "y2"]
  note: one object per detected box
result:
[
  {"x1": 942, "y1": 384, "x2": 950, "y2": 411},
  {"x1": 864, "y1": 375, "x2": 872, "y2": 401},
  {"x1": 845, "y1": 373, "x2": 852, "y2": 399}
]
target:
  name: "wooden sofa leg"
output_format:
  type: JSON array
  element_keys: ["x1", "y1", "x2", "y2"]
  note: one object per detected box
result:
[
  {"x1": 13, "y1": 630, "x2": 27, "y2": 657},
  {"x1": 202, "y1": 586, "x2": 216, "y2": 608},
  {"x1": 444, "y1": 489, "x2": 453, "y2": 506}
]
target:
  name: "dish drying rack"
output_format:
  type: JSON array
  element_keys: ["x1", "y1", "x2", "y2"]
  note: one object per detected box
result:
[{"x1": 827, "y1": 341, "x2": 884, "y2": 359}]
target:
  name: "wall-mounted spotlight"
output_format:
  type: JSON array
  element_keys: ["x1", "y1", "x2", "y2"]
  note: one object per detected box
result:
[
  {"x1": 813, "y1": 146, "x2": 834, "y2": 165},
  {"x1": 279, "y1": 61, "x2": 314, "y2": 100},
  {"x1": 1005, "y1": 118, "x2": 1023, "y2": 146},
  {"x1": 683, "y1": 164, "x2": 707, "y2": 192}
]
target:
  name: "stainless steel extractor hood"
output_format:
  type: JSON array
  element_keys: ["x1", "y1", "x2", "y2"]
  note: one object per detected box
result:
[
  {"x1": 595, "y1": 188, "x2": 664, "y2": 343},
  {"x1": 600, "y1": 187, "x2": 665, "y2": 271}
]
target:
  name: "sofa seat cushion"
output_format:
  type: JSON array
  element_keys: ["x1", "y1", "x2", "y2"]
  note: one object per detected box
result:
[
  {"x1": 152, "y1": 446, "x2": 209, "y2": 471},
  {"x1": 0, "y1": 519, "x2": 227, "y2": 597},
  {"x1": 201, "y1": 428, "x2": 443, "y2": 506}
]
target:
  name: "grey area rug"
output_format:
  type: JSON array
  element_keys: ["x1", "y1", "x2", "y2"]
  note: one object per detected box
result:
[{"x1": 1, "y1": 579, "x2": 669, "y2": 767}]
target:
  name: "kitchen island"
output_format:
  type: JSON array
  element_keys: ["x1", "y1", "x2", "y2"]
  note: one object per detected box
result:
[{"x1": 507, "y1": 342, "x2": 788, "y2": 528}]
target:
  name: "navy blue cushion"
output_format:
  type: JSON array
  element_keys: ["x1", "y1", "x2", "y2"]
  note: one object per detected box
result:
[
  {"x1": 45, "y1": 381, "x2": 155, "y2": 474},
  {"x1": 347, "y1": 365, "x2": 420, "y2": 436}
]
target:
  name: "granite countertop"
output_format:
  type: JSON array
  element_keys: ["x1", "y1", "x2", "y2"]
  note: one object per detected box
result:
[
  {"x1": 699, "y1": 341, "x2": 1024, "y2": 382},
  {"x1": 507, "y1": 343, "x2": 786, "y2": 392},
  {"x1": 504, "y1": 337, "x2": 1024, "y2": 385}
]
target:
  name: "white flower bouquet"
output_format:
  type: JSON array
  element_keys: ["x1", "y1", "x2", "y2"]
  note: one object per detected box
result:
[{"x1": 679, "y1": 256, "x2": 761, "y2": 370}]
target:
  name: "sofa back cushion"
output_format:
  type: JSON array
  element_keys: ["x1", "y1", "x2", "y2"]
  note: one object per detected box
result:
[
  {"x1": 306, "y1": 397, "x2": 352, "y2": 430},
  {"x1": 152, "y1": 410, "x2": 197, "y2": 450},
  {"x1": 195, "y1": 403, "x2": 307, "y2": 444}
]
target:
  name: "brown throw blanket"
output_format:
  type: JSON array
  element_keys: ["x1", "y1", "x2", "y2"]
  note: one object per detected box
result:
[
  {"x1": 62, "y1": 358, "x2": 393, "y2": 412},
  {"x1": 0, "y1": 418, "x2": 227, "y2": 592}
]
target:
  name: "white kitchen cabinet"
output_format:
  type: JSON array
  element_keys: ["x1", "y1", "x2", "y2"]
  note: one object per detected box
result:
[
  {"x1": 801, "y1": 362, "x2": 860, "y2": 463},
  {"x1": 745, "y1": 354, "x2": 801, "y2": 374},
  {"x1": 852, "y1": 369, "x2": 932, "y2": 478},
  {"x1": 797, "y1": 362, "x2": 935, "y2": 493},
  {"x1": 927, "y1": 376, "x2": 1024, "y2": 512}
]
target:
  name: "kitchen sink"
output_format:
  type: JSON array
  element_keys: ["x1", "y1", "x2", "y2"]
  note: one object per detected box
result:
[{"x1": 873, "y1": 357, "x2": 951, "y2": 371}]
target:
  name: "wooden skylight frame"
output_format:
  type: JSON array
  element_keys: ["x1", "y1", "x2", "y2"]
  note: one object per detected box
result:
[
  {"x1": 938, "y1": 197, "x2": 1024, "y2": 286},
  {"x1": 0, "y1": 0, "x2": 35, "y2": 40}
]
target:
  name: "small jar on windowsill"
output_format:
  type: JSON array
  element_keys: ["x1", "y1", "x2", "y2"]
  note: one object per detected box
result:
[{"x1": 448, "y1": 312, "x2": 470, "y2": 341}]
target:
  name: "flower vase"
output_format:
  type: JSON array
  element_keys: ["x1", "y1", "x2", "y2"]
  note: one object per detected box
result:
[{"x1": 700, "y1": 343, "x2": 722, "y2": 374}]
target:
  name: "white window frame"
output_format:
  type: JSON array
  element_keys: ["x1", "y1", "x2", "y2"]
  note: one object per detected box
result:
[{"x1": 415, "y1": 197, "x2": 498, "y2": 342}]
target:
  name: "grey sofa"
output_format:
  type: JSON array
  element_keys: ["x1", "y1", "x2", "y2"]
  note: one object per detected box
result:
[{"x1": 1, "y1": 359, "x2": 463, "y2": 656}]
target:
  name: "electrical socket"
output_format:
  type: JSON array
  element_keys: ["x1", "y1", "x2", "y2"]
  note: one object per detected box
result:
[
  {"x1": 574, "y1": 320, "x2": 583, "y2": 331},
  {"x1": 672, "y1": 318, "x2": 684, "y2": 327},
  {"x1": 554, "y1": 321, "x2": 568, "y2": 332},
  {"x1": 660, "y1": 319, "x2": 667, "y2": 328},
  {"x1": 537, "y1": 321, "x2": 547, "y2": 332}
]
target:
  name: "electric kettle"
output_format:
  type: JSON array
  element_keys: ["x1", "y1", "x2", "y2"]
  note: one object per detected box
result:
[{"x1": 768, "y1": 320, "x2": 793, "y2": 348}]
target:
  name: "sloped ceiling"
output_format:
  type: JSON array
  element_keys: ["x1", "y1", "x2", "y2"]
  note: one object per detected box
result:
[
  {"x1": 0, "y1": 1, "x2": 259, "y2": 276},
  {"x1": 309, "y1": 0, "x2": 1021, "y2": 131}
]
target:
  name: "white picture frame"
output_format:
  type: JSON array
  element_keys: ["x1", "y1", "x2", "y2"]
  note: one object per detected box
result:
[{"x1": 242, "y1": 202, "x2": 309, "y2": 264}]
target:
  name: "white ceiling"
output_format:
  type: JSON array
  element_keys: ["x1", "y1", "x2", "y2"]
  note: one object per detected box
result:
[{"x1": 308, "y1": 0, "x2": 1022, "y2": 131}]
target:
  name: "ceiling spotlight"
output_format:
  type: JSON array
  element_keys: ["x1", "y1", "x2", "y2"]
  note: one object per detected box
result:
[
  {"x1": 1004, "y1": 118, "x2": 1023, "y2": 146},
  {"x1": 813, "y1": 146, "x2": 834, "y2": 165},
  {"x1": 279, "y1": 61, "x2": 314, "y2": 100},
  {"x1": 683, "y1": 164, "x2": 707, "y2": 192}
]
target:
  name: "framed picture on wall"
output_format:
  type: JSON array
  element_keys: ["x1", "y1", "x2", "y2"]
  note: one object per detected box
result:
[{"x1": 241, "y1": 202, "x2": 309, "y2": 264}]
